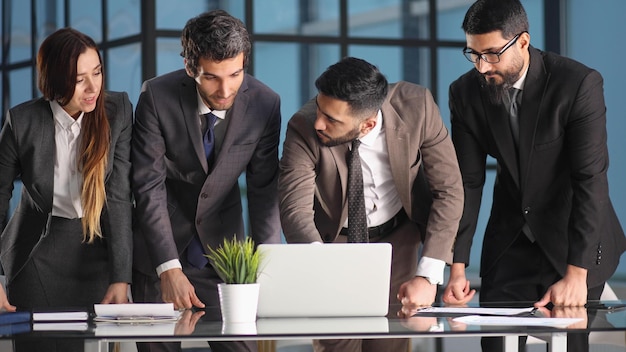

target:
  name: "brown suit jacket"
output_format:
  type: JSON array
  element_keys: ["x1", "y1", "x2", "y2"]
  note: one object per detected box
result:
[{"x1": 279, "y1": 82, "x2": 463, "y2": 263}]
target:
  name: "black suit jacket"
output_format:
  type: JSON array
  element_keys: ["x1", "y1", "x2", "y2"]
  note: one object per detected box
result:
[
  {"x1": 449, "y1": 46, "x2": 626, "y2": 287},
  {"x1": 132, "y1": 70, "x2": 282, "y2": 275},
  {"x1": 0, "y1": 91, "x2": 133, "y2": 284}
]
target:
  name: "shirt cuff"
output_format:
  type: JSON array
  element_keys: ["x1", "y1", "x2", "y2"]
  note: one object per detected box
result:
[
  {"x1": 156, "y1": 259, "x2": 183, "y2": 277},
  {"x1": 416, "y1": 256, "x2": 446, "y2": 285}
]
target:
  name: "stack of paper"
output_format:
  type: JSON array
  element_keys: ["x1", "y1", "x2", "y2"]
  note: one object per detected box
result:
[
  {"x1": 414, "y1": 307, "x2": 583, "y2": 328},
  {"x1": 32, "y1": 310, "x2": 90, "y2": 331}
]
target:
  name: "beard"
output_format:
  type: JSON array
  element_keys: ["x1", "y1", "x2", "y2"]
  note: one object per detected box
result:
[
  {"x1": 317, "y1": 126, "x2": 361, "y2": 147},
  {"x1": 481, "y1": 54, "x2": 525, "y2": 105}
]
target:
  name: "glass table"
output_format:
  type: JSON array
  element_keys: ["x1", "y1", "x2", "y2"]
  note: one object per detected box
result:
[{"x1": 6, "y1": 301, "x2": 626, "y2": 352}]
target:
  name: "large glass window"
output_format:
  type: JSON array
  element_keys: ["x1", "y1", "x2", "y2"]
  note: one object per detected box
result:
[
  {"x1": 69, "y1": 0, "x2": 103, "y2": 42},
  {"x1": 18, "y1": 1, "x2": 626, "y2": 287},
  {"x1": 567, "y1": 0, "x2": 626, "y2": 281},
  {"x1": 107, "y1": 0, "x2": 141, "y2": 41}
]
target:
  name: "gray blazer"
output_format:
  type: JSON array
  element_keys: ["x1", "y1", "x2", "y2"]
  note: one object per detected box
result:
[
  {"x1": 132, "y1": 70, "x2": 282, "y2": 275},
  {"x1": 0, "y1": 91, "x2": 133, "y2": 284},
  {"x1": 279, "y1": 82, "x2": 464, "y2": 264}
]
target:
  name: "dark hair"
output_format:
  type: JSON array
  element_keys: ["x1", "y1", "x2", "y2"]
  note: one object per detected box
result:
[
  {"x1": 37, "y1": 27, "x2": 110, "y2": 243},
  {"x1": 38, "y1": 28, "x2": 105, "y2": 107},
  {"x1": 181, "y1": 9, "x2": 251, "y2": 77},
  {"x1": 462, "y1": 0, "x2": 529, "y2": 39},
  {"x1": 314, "y1": 57, "x2": 388, "y2": 120}
]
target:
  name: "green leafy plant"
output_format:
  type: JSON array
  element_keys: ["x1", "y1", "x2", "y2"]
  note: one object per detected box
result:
[{"x1": 205, "y1": 236, "x2": 262, "y2": 284}]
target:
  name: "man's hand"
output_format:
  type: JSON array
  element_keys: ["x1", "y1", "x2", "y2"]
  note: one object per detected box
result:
[
  {"x1": 100, "y1": 282, "x2": 130, "y2": 304},
  {"x1": 160, "y1": 268, "x2": 205, "y2": 309},
  {"x1": 442, "y1": 263, "x2": 476, "y2": 305},
  {"x1": 537, "y1": 305, "x2": 588, "y2": 329},
  {"x1": 397, "y1": 276, "x2": 437, "y2": 308},
  {"x1": 535, "y1": 265, "x2": 588, "y2": 307},
  {"x1": 0, "y1": 286, "x2": 16, "y2": 312},
  {"x1": 174, "y1": 309, "x2": 205, "y2": 335}
]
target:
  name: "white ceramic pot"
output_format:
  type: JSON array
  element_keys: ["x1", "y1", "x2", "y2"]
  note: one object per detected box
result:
[{"x1": 217, "y1": 282, "x2": 260, "y2": 323}]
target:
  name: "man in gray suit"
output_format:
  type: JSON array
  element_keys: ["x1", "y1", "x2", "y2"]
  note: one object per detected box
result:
[
  {"x1": 278, "y1": 57, "x2": 464, "y2": 352},
  {"x1": 131, "y1": 10, "x2": 281, "y2": 352}
]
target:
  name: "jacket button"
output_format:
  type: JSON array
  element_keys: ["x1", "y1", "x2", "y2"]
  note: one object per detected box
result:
[
  {"x1": 523, "y1": 207, "x2": 531, "y2": 215},
  {"x1": 201, "y1": 193, "x2": 208, "y2": 199}
]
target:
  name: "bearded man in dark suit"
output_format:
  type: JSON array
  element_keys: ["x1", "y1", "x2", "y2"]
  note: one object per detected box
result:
[{"x1": 443, "y1": 1, "x2": 626, "y2": 351}]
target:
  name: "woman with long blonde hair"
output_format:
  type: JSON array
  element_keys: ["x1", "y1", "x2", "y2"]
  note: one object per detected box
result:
[{"x1": 0, "y1": 27, "x2": 133, "y2": 352}]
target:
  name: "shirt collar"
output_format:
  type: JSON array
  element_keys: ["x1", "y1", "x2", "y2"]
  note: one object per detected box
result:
[
  {"x1": 512, "y1": 64, "x2": 529, "y2": 90},
  {"x1": 196, "y1": 89, "x2": 226, "y2": 119},
  {"x1": 358, "y1": 110, "x2": 382, "y2": 147},
  {"x1": 50, "y1": 100, "x2": 84, "y2": 129}
]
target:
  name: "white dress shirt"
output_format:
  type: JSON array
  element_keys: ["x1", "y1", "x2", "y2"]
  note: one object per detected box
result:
[
  {"x1": 50, "y1": 100, "x2": 84, "y2": 219},
  {"x1": 345, "y1": 110, "x2": 445, "y2": 285}
]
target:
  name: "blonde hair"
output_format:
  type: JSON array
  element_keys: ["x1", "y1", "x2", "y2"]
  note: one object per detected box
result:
[{"x1": 80, "y1": 110, "x2": 109, "y2": 243}]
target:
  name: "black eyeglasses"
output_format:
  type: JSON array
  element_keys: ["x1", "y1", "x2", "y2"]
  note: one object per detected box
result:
[{"x1": 463, "y1": 32, "x2": 526, "y2": 64}]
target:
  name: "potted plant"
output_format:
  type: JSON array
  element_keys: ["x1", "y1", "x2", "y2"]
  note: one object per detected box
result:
[{"x1": 205, "y1": 235, "x2": 263, "y2": 323}]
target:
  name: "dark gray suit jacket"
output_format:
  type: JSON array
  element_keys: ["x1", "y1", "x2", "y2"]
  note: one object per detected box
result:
[
  {"x1": 0, "y1": 91, "x2": 133, "y2": 284},
  {"x1": 449, "y1": 46, "x2": 626, "y2": 287},
  {"x1": 132, "y1": 70, "x2": 282, "y2": 275}
]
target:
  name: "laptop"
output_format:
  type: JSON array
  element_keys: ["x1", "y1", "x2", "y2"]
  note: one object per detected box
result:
[{"x1": 256, "y1": 243, "x2": 392, "y2": 318}]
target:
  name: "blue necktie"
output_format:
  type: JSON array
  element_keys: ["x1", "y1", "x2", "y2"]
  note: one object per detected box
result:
[
  {"x1": 187, "y1": 112, "x2": 219, "y2": 268},
  {"x1": 203, "y1": 112, "x2": 218, "y2": 164}
]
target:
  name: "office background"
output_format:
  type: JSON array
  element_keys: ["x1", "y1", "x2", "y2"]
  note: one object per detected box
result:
[{"x1": 1, "y1": 0, "x2": 625, "y2": 282}]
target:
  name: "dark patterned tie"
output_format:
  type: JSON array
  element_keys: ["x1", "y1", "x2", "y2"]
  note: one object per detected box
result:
[
  {"x1": 508, "y1": 88, "x2": 521, "y2": 147},
  {"x1": 347, "y1": 139, "x2": 368, "y2": 243},
  {"x1": 187, "y1": 112, "x2": 219, "y2": 268},
  {"x1": 507, "y1": 89, "x2": 535, "y2": 242}
]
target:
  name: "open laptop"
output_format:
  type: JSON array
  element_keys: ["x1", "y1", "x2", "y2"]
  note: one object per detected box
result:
[{"x1": 256, "y1": 243, "x2": 392, "y2": 318}]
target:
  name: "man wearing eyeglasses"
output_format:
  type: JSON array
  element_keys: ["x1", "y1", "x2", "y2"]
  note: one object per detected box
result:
[{"x1": 444, "y1": 1, "x2": 626, "y2": 351}]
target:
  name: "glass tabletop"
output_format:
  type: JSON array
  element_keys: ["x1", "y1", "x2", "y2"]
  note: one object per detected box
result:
[{"x1": 4, "y1": 300, "x2": 626, "y2": 342}]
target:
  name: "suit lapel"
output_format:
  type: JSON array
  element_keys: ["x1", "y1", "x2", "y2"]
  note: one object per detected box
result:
[
  {"x1": 328, "y1": 143, "x2": 350, "y2": 220},
  {"x1": 39, "y1": 105, "x2": 56, "y2": 210},
  {"x1": 518, "y1": 47, "x2": 548, "y2": 192},
  {"x1": 381, "y1": 101, "x2": 411, "y2": 209},
  {"x1": 217, "y1": 77, "x2": 250, "y2": 171},
  {"x1": 178, "y1": 77, "x2": 207, "y2": 171},
  {"x1": 481, "y1": 85, "x2": 521, "y2": 187}
]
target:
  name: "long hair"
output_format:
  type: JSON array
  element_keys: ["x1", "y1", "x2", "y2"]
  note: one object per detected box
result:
[{"x1": 37, "y1": 28, "x2": 110, "y2": 243}]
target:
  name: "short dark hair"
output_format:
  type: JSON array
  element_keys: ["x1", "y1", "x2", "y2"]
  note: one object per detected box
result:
[
  {"x1": 462, "y1": 0, "x2": 529, "y2": 39},
  {"x1": 315, "y1": 57, "x2": 388, "y2": 120},
  {"x1": 37, "y1": 27, "x2": 103, "y2": 106},
  {"x1": 181, "y1": 9, "x2": 251, "y2": 77}
]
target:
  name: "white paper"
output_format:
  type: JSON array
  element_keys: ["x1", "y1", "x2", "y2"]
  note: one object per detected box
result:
[
  {"x1": 32, "y1": 311, "x2": 89, "y2": 321},
  {"x1": 453, "y1": 315, "x2": 583, "y2": 328},
  {"x1": 94, "y1": 322, "x2": 177, "y2": 336},
  {"x1": 32, "y1": 322, "x2": 89, "y2": 331},
  {"x1": 94, "y1": 303, "x2": 180, "y2": 323},
  {"x1": 416, "y1": 307, "x2": 535, "y2": 316}
]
